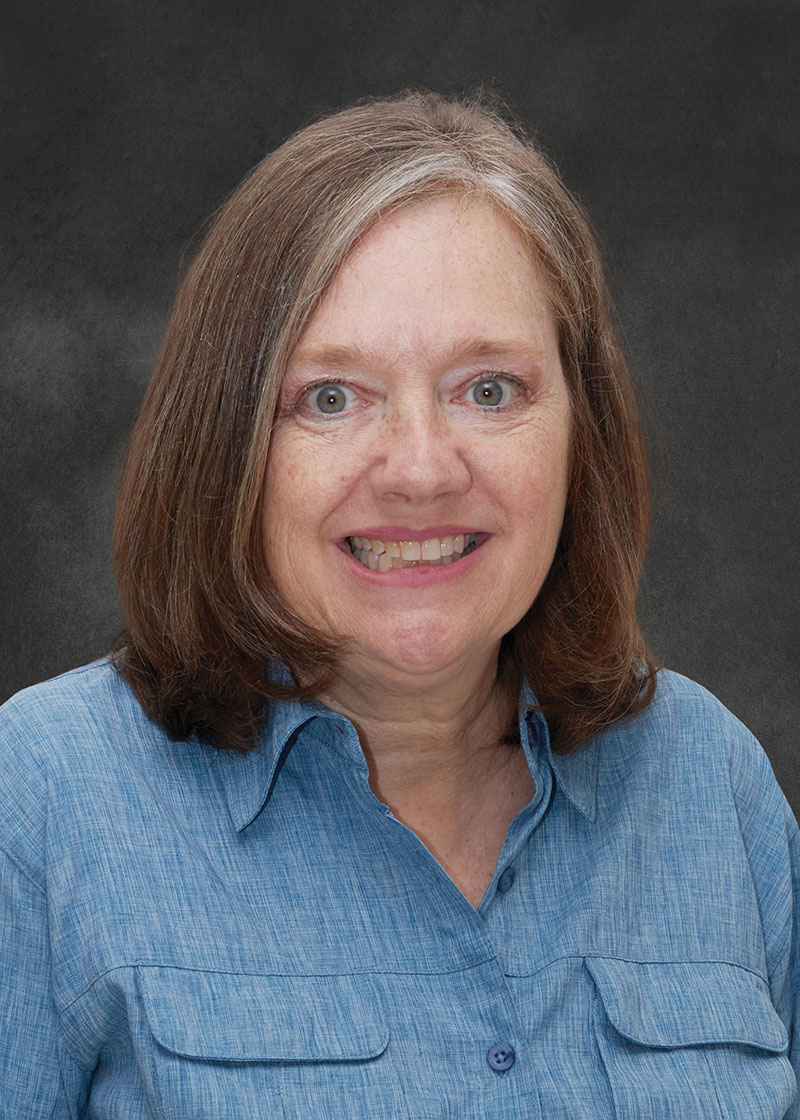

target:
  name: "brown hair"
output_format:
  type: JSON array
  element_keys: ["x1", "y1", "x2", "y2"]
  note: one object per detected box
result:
[{"x1": 112, "y1": 88, "x2": 658, "y2": 754}]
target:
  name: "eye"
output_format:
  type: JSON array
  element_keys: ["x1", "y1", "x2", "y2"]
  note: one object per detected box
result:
[
  {"x1": 309, "y1": 383, "x2": 353, "y2": 415},
  {"x1": 468, "y1": 377, "x2": 518, "y2": 409}
]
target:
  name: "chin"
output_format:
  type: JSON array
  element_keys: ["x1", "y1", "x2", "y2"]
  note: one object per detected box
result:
[{"x1": 353, "y1": 620, "x2": 492, "y2": 679}]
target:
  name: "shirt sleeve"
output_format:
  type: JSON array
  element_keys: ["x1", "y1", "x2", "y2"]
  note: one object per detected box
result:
[
  {"x1": 729, "y1": 728, "x2": 800, "y2": 1113},
  {"x1": 0, "y1": 690, "x2": 92, "y2": 1119},
  {"x1": 775, "y1": 808, "x2": 800, "y2": 1117},
  {"x1": 0, "y1": 847, "x2": 90, "y2": 1117}
]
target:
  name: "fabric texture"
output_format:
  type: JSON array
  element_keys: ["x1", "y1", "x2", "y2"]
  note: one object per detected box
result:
[{"x1": 1, "y1": 658, "x2": 798, "y2": 1118}]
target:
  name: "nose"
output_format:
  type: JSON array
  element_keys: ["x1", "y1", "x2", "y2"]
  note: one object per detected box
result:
[{"x1": 368, "y1": 402, "x2": 472, "y2": 504}]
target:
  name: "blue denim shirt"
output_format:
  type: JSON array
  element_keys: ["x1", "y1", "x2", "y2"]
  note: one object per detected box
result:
[{"x1": 1, "y1": 658, "x2": 798, "y2": 1118}]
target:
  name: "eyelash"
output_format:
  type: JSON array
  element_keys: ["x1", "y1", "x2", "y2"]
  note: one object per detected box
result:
[{"x1": 292, "y1": 372, "x2": 526, "y2": 419}]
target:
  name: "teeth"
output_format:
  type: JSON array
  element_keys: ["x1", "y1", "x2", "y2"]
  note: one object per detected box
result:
[{"x1": 347, "y1": 533, "x2": 479, "y2": 569}]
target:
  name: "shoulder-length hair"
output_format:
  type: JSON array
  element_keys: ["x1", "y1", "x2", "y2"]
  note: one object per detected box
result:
[{"x1": 112, "y1": 88, "x2": 658, "y2": 754}]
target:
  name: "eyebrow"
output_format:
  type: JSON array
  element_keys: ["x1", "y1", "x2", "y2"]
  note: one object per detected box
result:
[{"x1": 288, "y1": 337, "x2": 551, "y2": 373}]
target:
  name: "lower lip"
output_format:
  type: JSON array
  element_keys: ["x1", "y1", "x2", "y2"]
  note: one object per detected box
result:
[{"x1": 335, "y1": 538, "x2": 488, "y2": 587}]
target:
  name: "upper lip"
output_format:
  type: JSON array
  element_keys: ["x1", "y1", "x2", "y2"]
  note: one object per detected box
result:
[{"x1": 342, "y1": 526, "x2": 482, "y2": 541}]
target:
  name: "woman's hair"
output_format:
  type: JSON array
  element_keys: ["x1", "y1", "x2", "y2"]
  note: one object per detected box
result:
[{"x1": 112, "y1": 88, "x2": 658, "y2": 754}]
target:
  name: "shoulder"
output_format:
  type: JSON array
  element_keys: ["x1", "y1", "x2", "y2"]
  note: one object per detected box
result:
[
  {"x1": 0, "y1": 658, "x2": 152, "y2": 761},
  {"x1": 618, "y1": 667, "x2": 776, "y2": 777},
  {"x1": 0, "y1": 659, "x2": 174, "y2": 881},
  {"x1": 640, "y1": 667, "x2": 757, "y2": 743},
  {"x1": 653, "y1": 669, "x2": 788, "y2": 805},
  {"x1": 589, "y1": 668, "x2": 794, "y2": 831}
]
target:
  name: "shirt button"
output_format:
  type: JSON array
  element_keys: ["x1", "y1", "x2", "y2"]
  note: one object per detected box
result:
[
  {"x1": 497, "y1": 866, "x2": 515, "y2": 894},
  {"x1": 487, "y1": 1042, "x2": 516, "y2": 1071}
]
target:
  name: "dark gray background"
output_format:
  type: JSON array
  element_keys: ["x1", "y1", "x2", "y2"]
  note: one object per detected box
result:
[{"x1": 3, "y1": 2, "x2": 798, "y2": 805}]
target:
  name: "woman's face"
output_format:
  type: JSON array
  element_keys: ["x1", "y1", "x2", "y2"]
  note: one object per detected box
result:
[{"x1": 262, "y1": 195, "x2": 571, "y2": 681}]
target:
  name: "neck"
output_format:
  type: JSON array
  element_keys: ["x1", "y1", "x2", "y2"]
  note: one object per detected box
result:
[{"x1": 317, "y1": 647, "x2": 517, "y2": 812}]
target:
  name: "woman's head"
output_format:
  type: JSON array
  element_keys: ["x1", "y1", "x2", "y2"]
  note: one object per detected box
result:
[
  {"x1": 112, "y1": 89, "x2": 657, "y2": 752},
  {"x1": 262, "y1": 192, "x2": 572, "y2": 686}
]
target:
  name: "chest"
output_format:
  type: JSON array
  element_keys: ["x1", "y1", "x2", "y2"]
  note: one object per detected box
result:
[
  {"x1": 49, "y1": 750, "x2": 790, "y2": 1119},
  {"x1": 63, "y1": 899, "x2": 792, "y2": 1119}
]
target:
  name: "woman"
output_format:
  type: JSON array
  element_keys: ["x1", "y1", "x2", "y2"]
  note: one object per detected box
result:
[{"x1": 1, "y1": 91, "x2": 798, "y2": 1118}]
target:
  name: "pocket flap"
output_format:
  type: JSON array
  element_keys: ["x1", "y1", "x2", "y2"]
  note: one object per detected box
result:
[
  {"x1": 586, "y1": 958, "x2": 788, "y2": 1052},
  {"x1": 137, "y1": 967, "x2": 389, "y2": 1061}
]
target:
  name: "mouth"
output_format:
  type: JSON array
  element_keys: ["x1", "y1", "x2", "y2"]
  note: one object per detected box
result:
[{"x1": 344, "y1": 532, "x2": 487, "y2": 572}]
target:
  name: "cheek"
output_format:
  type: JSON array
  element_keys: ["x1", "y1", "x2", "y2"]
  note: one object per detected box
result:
[
  {"x1": 496, "y1": 422, "x2": 571, "y2": 516},
  {"x1": 262, "y1": 435, "x2": 359, "y2": 548}
]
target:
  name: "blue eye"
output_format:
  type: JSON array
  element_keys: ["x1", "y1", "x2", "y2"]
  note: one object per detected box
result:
[
  {"x1": 313, "y1": 385, "x2": 348, "y2": 414},
  {"x1": 471, "y1": 379, "x2": 509, "y2": 407}
]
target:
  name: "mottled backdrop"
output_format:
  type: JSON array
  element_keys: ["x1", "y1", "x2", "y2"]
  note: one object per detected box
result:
[{"x1": 3, "y1": 1, "x2": 798, "y2": 805}]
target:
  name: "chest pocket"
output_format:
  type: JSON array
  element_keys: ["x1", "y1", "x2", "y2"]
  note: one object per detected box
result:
[
  {"x1": 137, "y1": 967, "x2": 397, "y2": 1120},
  {"x1": 586, "y1": 957, "x2": 795, "y2": 1119}
]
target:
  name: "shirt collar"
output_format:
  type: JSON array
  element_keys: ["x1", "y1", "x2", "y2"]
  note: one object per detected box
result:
[
  {"x1": 213, "y1": 661, "x2": 344, "y2": 832},
  {"x1": 216, "y1": 671, "x2": 599, "y2": 832},
  {"x1": 520, "y1": 680, "x2": 599, "y2": 823}
]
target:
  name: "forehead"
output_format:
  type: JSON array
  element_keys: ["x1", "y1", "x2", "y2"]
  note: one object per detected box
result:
[{"x1": 290, "y1": 195, "x2": 558, "y2": 372}]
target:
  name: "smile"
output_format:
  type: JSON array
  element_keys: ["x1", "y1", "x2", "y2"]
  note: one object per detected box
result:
[{"x1": 346, "y1": 533, "x2": 485, "y2": 571}]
